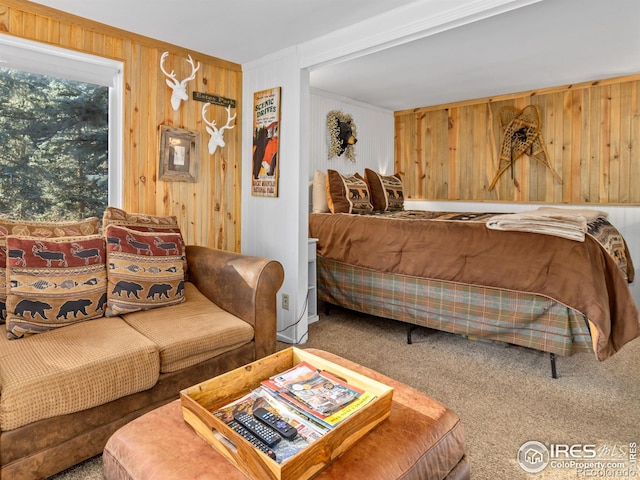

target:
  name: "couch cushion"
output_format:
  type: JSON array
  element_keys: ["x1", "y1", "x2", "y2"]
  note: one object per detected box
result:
[
  {"x1": 121, "y1": 282, "x2": 254, "y2": 373},
  {"x1": 104, "y1": 225, "x2": 186, "y2": 317},
  {"x1": 5, "y1": 234, "x2": 107, "y2": 339},
  {"x1": 0, "y1": 217, "x2": 101, "y2": 323},
  {"x1": 0, "y1": 316, "x2": 159, "y2": 431}
]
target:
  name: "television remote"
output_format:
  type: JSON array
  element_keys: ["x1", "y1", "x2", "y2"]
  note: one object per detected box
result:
[
  {"x1": 233, "y1": 412, "x2": 282, "y2": 447},
  {"x1": 253, "y1": 407, "x2": 298, "y2": 440},
  {"x1": 227, "y1": 420, "x2": 277, "y2": 460}
]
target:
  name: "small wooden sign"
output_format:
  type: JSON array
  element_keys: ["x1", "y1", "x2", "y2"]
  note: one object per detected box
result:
[{"x1": 192, "y1": 91, "x2": 236, "y2": 108}]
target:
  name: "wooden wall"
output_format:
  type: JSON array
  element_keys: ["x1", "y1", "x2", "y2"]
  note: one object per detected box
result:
[
  {"x1": 395, "y1": 74, "x2": 640, "y2": 205},
  {"x1": 0, "y1": 0, "x2": 242, "y2": 250}
]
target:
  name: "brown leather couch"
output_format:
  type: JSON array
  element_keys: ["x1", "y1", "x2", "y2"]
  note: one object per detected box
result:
[{"x1": 0, "y1": 245, "x2": 284, "y2": 480}]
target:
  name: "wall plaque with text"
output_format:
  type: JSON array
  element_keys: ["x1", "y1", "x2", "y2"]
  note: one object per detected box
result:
[{"x1": 193, "y1": 91, "x2": 236, "y2": 108}]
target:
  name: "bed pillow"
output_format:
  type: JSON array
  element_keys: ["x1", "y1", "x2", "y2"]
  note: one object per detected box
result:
[
  {"x1": 104, "y1": 225, "x2": 185, "y2": 317},
  {"x1": 325, "y1": 170, "x2": 373, "y2": 214},
  {"x1": 312, "y1": 170, "x2": 330, "y2": 213},
  {"x1": 364, "y1": 168, "x2": 404, "y2": 211},
  {"x1": 0, "y1": 217, "x2": 101, "y2": 324},
  {"x1": 5, "y1": 234, "x2": 107, "y2": 339}
]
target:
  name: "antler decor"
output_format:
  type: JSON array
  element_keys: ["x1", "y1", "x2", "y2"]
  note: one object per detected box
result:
[
  {"x1": 202, "y1": 103, "x2": 236, "y2": 154},
  {"x1": 160, "y1": 52, "x2": 200, "y2": 111},
  {"x1": 489, "y1": 105, "x2": 563, "y2": 191}
]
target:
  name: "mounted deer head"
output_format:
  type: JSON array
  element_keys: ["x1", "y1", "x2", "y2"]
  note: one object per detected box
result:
[
  {"x1": 202, "y1": 103, "x2": 236, "y2": 154},
  {"x1": 160, "y1": 52, "x2": 200, "y2": 111}
]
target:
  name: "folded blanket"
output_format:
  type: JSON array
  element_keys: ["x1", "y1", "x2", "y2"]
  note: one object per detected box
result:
[
  {"x1": 531, "y1": 207, "x2": 608, "y2": 222},
  {"x1": 486, "y1": 211, "x2": 587, "y2": 241}
]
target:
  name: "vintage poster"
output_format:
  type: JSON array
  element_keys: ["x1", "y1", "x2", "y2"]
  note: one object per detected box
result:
[{"x1": 252, "y1": 87, "x2": 281, "y2": 197}]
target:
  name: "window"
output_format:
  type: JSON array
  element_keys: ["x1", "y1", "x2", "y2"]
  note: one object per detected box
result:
[{"x1": 0, "y1": 35, "x2": 123, "y2": 221}]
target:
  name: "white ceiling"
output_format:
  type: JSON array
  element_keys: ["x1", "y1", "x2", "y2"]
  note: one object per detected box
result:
[{"x1": 28, "y1": 0, "x2": 640, "y2": 111}]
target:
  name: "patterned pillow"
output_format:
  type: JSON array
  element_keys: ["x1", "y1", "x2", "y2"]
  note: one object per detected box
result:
[
  {"x1": 364, "y1": 168, "x2": 404, "y2": 211},
  {"x1": 5, "y1": 235, "x2": 107, "y2": 339},
  {"x1": 325, "y1": 169, "x2": 373, "y2": 214},
  {"x1": 102, "y1": 206, "x2": 180, "y2": 233},
  {"x1": 104, "y1": 225, "x2": 185, "y2": 317},
  {"x1": 0, "y1": 217, "x2": 101, "y2": 324},
  {"x1": 102, "y1": 207, "x2": 187, "y2": 277}
]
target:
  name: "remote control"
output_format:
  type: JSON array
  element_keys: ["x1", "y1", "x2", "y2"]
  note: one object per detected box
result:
[
  {"x1": 233, "y1": 412, "x2": 282, "y2": 447},
  {"x1": 227, "y1": 420, "x2": 277, "y2": 460},
  {"x1": 253, "y1": 407, "x2": 298, "y2": 440}
]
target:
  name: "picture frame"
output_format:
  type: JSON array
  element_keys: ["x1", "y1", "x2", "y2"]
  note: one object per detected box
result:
[
  {"x1": 251, "y1": 87, "x2": 281, "y2": 197},
  {"x1": 158, "y1": 125, "x2": 199, "y2": 182}
]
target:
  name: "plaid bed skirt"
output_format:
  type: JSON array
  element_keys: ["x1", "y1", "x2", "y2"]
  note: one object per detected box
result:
[{"x1": 317, "y1": 256, "x2": 593, "y2": 357}]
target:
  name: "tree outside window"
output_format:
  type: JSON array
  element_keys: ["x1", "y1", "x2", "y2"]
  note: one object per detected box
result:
[{"x1": 0, "y1": 67, "x2": 108, "y2": 221}]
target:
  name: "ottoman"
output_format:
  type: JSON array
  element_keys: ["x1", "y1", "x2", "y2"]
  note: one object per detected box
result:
[{"x1": 103, "y1": 349, "x2": 469, "y2": 480}]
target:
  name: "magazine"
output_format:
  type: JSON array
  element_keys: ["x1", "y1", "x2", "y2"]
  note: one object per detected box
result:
[
  {"x1": 284, "y1": 369, "x2": 362, "y2": 416},
  {"x1": 278, "y1": 387, "x2": 376, "y2": 428},
  {"x1": 262, "y1": 361, "x2": 317, "y2": 390},
  {"x1": 261, "y1": 361, "x2": 376, "y2": 428}
]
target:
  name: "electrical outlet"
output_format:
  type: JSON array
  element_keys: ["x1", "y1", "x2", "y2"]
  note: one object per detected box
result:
[{"x1": 282, "y1": 293, "x2": 289, "y2": 310}]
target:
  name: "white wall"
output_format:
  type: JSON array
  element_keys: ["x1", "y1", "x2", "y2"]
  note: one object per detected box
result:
[
  {"x1": 309, "y1": 88, "x2": 395, "y2": 178},
  {"x1": 242, "y1": 55, "x2": 396, "y2": 345},
  {"x1": 242, "y1": 47, "x2": 310, "y2": 344}
]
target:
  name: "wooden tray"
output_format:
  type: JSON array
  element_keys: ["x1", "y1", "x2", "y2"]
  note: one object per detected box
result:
[{"x1": 180, "y1": 347, "x2": 394, "y2": 480}]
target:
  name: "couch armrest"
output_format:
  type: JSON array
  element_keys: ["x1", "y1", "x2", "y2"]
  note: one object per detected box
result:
[{"x1": 185, "y1": 245, "x2": 284, "y2": 359}]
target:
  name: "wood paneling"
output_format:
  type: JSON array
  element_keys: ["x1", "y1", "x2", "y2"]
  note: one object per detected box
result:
[
  {"x1": 0, "y1": 0, "x2": 242, "y2": 250},
  {"x1": 395, "y1": 74, "x2": 640, "y2": 205}
]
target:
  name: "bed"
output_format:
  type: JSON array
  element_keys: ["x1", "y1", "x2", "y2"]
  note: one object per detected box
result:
[{"x1": 309, "y1": 170, "x2": 639, "y2": 376}]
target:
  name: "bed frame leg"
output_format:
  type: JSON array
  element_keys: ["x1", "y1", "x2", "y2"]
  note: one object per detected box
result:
[
  {"x1": 407, "y1": 324, "x2": 416, "y2": 344},
  {"x1": 550, "y1": 353, "x2": 558, "y2": 379}
]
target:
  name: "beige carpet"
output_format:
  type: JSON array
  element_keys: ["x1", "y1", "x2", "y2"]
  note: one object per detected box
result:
[{"x1": 52, "y1": 305, "x2": 640, "y2": 480}]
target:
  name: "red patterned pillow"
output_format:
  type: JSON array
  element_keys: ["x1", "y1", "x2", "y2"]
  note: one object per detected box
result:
[
  {"x1": 104, "y1": 225, "x2": 185, "y2": 317},
  {"x1": 102, "y1": 207, "x2": 187, "y2": 276},
  {"x1": 0, "y1": 217, "x2": 101, "y2": 324},
  {"x1": 5, "y1": 235, "x2": 107, "y2": 339},
  {"x1": 102, "y1": 206, "x2": 180, "y2": 233}
]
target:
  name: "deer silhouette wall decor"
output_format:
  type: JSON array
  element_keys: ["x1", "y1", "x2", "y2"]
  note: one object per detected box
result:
[
  {"x1": 160, "y1": 52, "x2": 200, "y2": 111},
  {"x1": 202, "y1": 104, "x2": 236, "y2": 154}
]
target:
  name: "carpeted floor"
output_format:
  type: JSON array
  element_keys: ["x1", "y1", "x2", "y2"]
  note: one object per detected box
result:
[{"x1": 53, "y1": 305, "x2": 640, "y2": 479}]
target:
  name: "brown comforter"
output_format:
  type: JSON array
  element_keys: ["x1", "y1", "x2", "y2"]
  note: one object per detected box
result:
[{"x1": 309, "y1": 212, "x2": 640, "y2": 360}]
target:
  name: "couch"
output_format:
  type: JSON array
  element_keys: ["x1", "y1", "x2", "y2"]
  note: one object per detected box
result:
[{"x1": 0, "y1": 211, "x2": 284, "y2": 480}]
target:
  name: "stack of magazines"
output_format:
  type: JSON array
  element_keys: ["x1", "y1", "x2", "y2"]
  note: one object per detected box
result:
[
  {"x1": 260, "y1": 361, "x2": 376, "y2": 429},
  {"x1": 212, "y1": 360, "x2": 376, "y2": 463}
]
